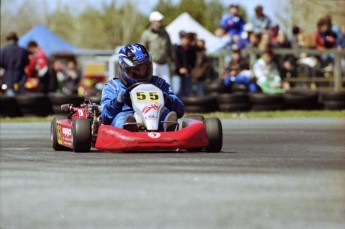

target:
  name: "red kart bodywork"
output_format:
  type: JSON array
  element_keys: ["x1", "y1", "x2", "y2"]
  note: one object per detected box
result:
[
  {"x1": 54, "y1": 106, "x2": 210, "y2": 151},
  {"x1": 54, "y1": 107, "x2": 89, "y2": 148},
  {"x1": 95, "y1": 120, "x2": 209, "y2": 151}
]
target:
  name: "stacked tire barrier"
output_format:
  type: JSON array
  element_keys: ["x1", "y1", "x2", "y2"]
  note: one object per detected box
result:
[
  {"x1": 320, "y1": 92, "x2": 345, "y2": 110},
  {"x1": 0, "y1": 93, "x2": 85, "y2": 118},
  {"x1": 0, "y1": 89, "x2": 344, "y2": 118}
]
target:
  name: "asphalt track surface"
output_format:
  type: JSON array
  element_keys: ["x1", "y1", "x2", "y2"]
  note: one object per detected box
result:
[{"x1": 1, "y1": 117, "x2": 344, "y2": 229}]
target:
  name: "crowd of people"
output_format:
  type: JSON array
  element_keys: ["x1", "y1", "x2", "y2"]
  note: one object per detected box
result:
[
  {"x1": 0, "y1": 32, "x2": 81, "y2": 96},
  {"x1": 216, "y1": 4, "x2": 345, "y2": 94},
  {"x1": 1, "y1": 4, "x2": 345, "y2": 97}
]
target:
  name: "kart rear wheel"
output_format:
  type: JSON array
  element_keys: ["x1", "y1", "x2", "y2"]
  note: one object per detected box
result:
[
  {"x1": 51, "y1": 117, "x2": 68, "y2": 151},
  {"x1": 72, "y1": 118, "x2": 91, "y2": 152},
  {"x1": 204, "y1": 118, "x2": 223, "y2": 152}
]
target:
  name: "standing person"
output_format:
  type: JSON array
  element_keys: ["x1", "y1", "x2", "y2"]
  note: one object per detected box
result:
[
  {"x1": 220, "y1": 4, "x2": 245, "y2": 38},
  {"x1": 140, "y1": 11, "x2": 174, "y2": 85},
  {"x1": 251, "y1": 5, "x2": 272, "y2": 34},
  {"x1": 62, "y1": 60, "x2": 81, "y2": 95},
  {"x1": 174, "y1": 32, "x2": 197, "y2": 97},
  {"x1": 192, "y1": 39, "x2": 214, "y2": 96},
  {"x1": 25, "y1": 41, "x2": 49, "y2": 93},
  {"x1": 0, "y1": 32, "x2": 29, "y2": 96}
]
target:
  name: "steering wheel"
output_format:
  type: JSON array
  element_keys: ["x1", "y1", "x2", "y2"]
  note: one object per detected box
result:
[
  {"x1": 124, "y1": 82, "x2": 148, "y2": 107},
  {"x1": 125, "y1": 82, "x2": 148, "y2": 94}
]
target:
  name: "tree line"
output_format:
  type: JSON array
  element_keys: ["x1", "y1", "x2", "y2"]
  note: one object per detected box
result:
[{"x1": 1, "y1": 0, "x2": 226, "y2": 49}]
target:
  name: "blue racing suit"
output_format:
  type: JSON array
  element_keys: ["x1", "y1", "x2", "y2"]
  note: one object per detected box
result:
[{"x1": 101, "y1": 76, "x2": 185, "y2": 128}]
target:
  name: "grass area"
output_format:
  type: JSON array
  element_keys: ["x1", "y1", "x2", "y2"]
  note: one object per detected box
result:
[
  {"x1": 196, "y1": 110, "x2": 345, "y2": 119},
  {"x1": 0, "y1": 110, "x2": 344, "y2": 123}
]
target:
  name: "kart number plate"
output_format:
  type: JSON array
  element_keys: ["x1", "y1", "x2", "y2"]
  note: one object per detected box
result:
[{"x1": 135, "y1": 91, "x2": 160, "y2": 102}]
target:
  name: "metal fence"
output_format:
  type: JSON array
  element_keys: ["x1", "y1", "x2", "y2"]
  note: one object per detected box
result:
[{"x1": 210, "y1": 48, "x2": 345, "y2": 92}]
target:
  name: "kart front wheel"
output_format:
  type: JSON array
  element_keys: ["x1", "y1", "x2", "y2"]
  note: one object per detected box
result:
[
  {"x1": 72, "y1": 118, "x2": 91, "y2": 152},
  {"x1": 51, "y1": 117, "x2": 68, "y2": 151},
  {"x1": 204, "y1": 118, "x2": 223, "y2": 152}
]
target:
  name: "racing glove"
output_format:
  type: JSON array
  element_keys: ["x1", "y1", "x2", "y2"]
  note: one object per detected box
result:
[
  {"x1": 163, "y1": 92, "x2": 172, "y2": 107},
  {"x1": 116, "y1": 90, "x2": 131, "y2": 106}
]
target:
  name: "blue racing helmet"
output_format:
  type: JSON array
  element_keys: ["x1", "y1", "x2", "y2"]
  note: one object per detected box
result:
[{"x1": 118, "y1": 43, "x2": 153, "y2": 86}]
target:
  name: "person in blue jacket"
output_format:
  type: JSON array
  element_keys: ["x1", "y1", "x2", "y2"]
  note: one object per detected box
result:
[
  {"x1": 101, "y1": 43, "x2": 185, "y2": 132},
  {"x1": 220, "y1": 4, "x2": 245, "y2": 37}
]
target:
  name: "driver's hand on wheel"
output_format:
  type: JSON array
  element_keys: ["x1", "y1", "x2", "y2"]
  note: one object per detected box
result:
[
  {"x1": 117, "y1": 90, "x2": 131, "y2": 104},
  {"x1": 163, "y1": 92, "x2": 171, "y2": 106}
]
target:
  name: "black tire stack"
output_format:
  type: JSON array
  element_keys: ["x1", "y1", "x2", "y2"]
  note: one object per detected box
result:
[
  {"x1": 249, "y1": 93, "x2": 285, "y2": 111},
  {"x1": 48, "y1": 93, "x2": 84, "y2": 114},
  {"x1": 204, "y1": 80, "x2": 227, "y2": 96},
  {"x1": 182, "y1": 96, "x2": 218, "y2": 113},
  {"x1": 320, "y1": 92, "x2": 345, "y2": 110},
  {"x1": 284, "y1": 90, "x2": 320, "y2": 110},
  {"x1": 0, "y1": 96, "x2": 20, "y2": 117},
  {"x1": 217, "y1": 93, "x2": 250, "y2": 112},
  {"x1": 16, "y1": 93, "x2": 51, "y2": 116}
]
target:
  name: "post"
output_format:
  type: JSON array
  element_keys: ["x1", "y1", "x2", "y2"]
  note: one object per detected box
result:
[
  {"x1": 333, "y1": 52, "x2": 341, "y2": 92},
  {"x1": 218, "y1": 54, "x2": 224, "y2": 79}
]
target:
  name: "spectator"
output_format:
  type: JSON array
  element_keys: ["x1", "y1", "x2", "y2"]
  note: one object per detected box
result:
[
  {"x1": 48, "y1": 59, "x2": 66, "y2": 93},
  {"x1": 291, "y1": 25, "x2": 301, "y2": 49},
  {"x1": 191, "y1": 39, "x2": 214, "y2": 96},
  {"x1": 62, "y1": 60, "x2": 81, "y2": 95},
  {"x1": 336, "y1": 24, "x2": 345, "y2": 76},
  {"x1": 140, "y1": 11, "x2": 174, "y2": 84},
  {"x1": 223, "y1": 48, "x2": 259, "y2": 93},
  {"x1": 253, "y1": 49, "x2": 284, "y2": 94},
  {"x1": 311, "y1": 17, "x2": 337, "y2": 50},
  {"x1": 270, "y1": 24, "x2": 280, "y2": 47},
  {"x1": 0, "y1": 32, "x2": 29, "y2": 96},
  {"x1": 236, "y1": 23, "x2": 254, "y2": 49},
  {"x1": 25, "y1": 41, "x2": 49, "y2": 93},
  {"x1": 277, "y1": 32, "x2": 292, "y2": 48},
  {"x1": 336, "y1": 24, "x2": 345, "y2": 50},
  {"x1": 174, "y1": 31, "x2": 197, "y2": 97},
  {"x1": 251, "y1": 5, "x2": 272, "y2": 34},
  {"x1": 258, "y1": 31, "x2": 271, "y2": 51},
  {"x1": 247, "y1": 32, "x2": 261, "y2": 49},
  {"x1": 220, "y1": 4, "x2": 245, "y2": 37}
]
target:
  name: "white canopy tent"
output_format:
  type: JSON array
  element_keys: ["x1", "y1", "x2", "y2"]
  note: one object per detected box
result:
[{"x1": 166, "y1": 12, "x2": 222, "y2": 52}]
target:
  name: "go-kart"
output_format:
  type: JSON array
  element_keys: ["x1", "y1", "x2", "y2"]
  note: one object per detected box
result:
[{"x1": 50, "y1": 83, "x2": 223, "y2": 152}]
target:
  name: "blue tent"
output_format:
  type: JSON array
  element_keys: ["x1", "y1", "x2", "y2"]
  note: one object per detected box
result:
[{"x1": 19, "y1": 24, "x2": 79, "y2": 56}]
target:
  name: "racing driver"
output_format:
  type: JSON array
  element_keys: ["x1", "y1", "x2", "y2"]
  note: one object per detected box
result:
[{"x1": 101, "y1": 43, "x2": 185, "y2": 132}]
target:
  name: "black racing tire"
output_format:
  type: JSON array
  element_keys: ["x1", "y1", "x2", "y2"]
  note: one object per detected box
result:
[
  {"x1": 187, "y1": 148, "x2": 204, "y2": 152},
  {"x1": 249, "y1": 93, "x2": 284, "y2": 104},
  {"x1": 0, "y1": 96, "x2": 21, "y2": 117},
  {"x1": 182, "y1": 95, "x2": 217, "y2": 106},
  {"x1": 323, "y1": 101, "x2": 345, "y2": 110},
  {"x1": 16, "y1": 93, "x2": 51, "y2": 116},
  {"x1": 204, "y1": 118, "x2": 223, "y2": 152},
  {"x1": 218, "y1": 103, "x2": 250, "y2": 112},
  {"x1": 50, "y1": 117, "x2": 68, "y2": 151},
  {"x1": 184, "y1": 114, "x2": 205, "y2": 121},
  {"x1": 185, "y1": 105, "x2": 213, "y2": 113},
  {"x1": 251, "y1": 103, "x2": 285, "y2": 111},
  {"x1": 321, "y1": 91, "x2": 345, "y2": 102},
  {"x1": 217, "y1": 93, "x2": 249, "y2": 103},
  {"x1": 72, "y1": 118, "x2": 91, "y2": 152}
]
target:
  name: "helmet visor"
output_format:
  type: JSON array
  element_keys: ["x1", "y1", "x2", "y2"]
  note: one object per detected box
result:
[{"x1": 124, "y1": 64, "x2": 149, "y2": 81}]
